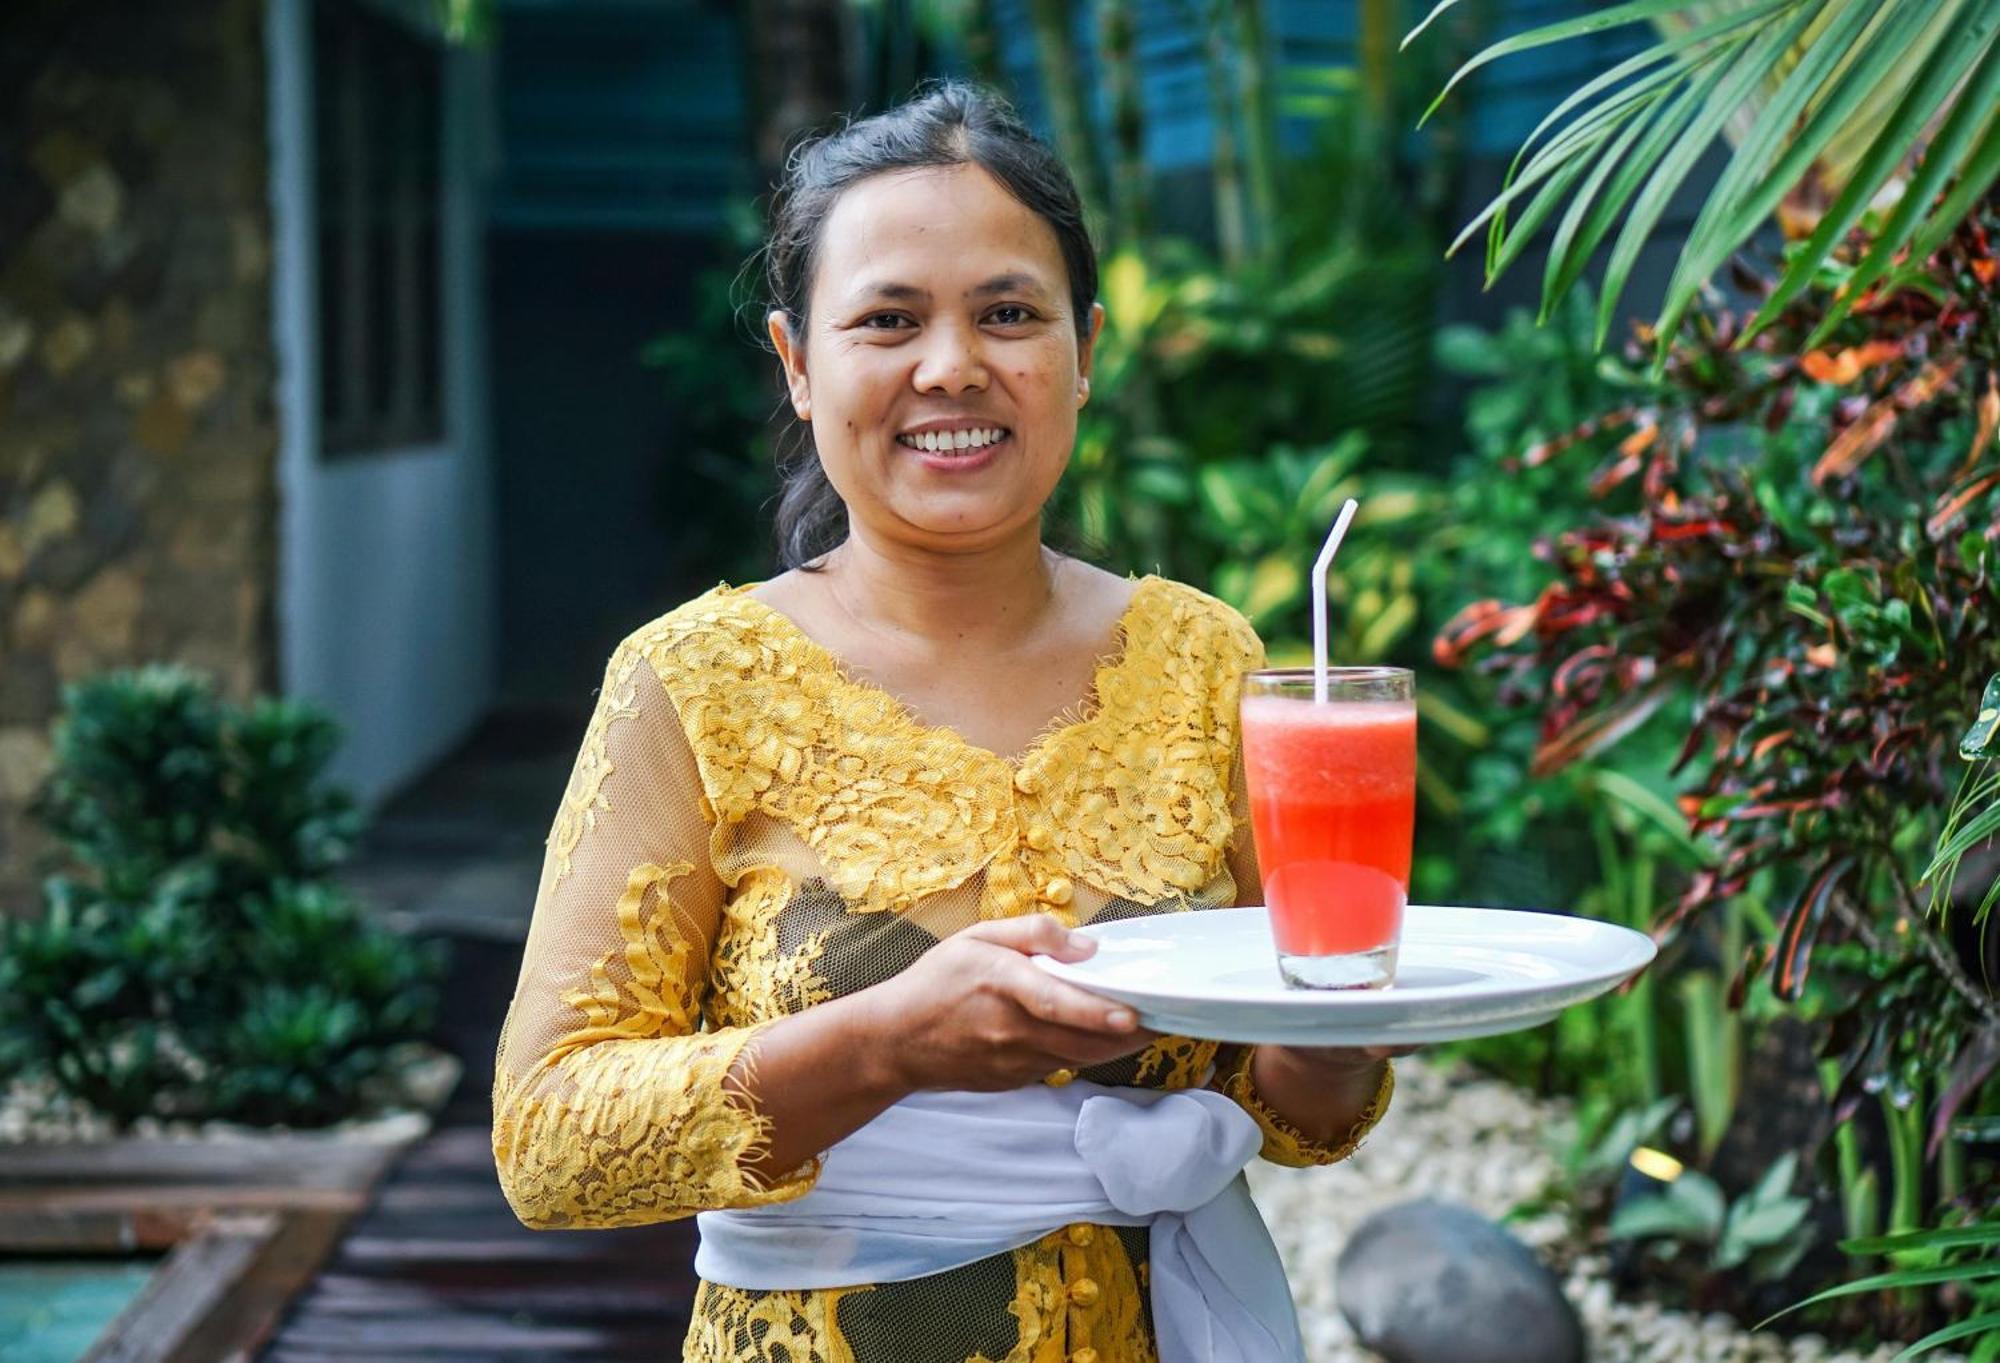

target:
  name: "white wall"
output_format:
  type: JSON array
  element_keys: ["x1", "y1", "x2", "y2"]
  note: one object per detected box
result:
[{"x1": 266, "y1": 0, "x2": 497, "y2": 805}]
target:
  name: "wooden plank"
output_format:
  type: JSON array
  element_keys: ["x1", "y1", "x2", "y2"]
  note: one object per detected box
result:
[
  {"x1": 0, "y1": 1206, "x2": 203, "y2": 1252},
  {"x1": 297, "y1": 1270, "x2": 688, "y2": 1316},
  {"x1": 271, "y1": 1316, "x2": 658, "y2": 1351},
  {"x1": 165, "y1": 1210, "x2": 352, "y2": 1363},
  {"x1": 83, "y1": 1214, "x2": 278, "y2": 1363},
  {"x1": 0, "y1": 1139, "x2": 402, "y2": 1192},
  {"x1": 0, "y1": 1186, "x2": 369, "y2": 1217}
]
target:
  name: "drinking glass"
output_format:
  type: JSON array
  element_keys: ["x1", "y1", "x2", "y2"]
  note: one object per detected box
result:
[{"x1": 1240, "y1": 667, "x2": 1416, "y2": 989}]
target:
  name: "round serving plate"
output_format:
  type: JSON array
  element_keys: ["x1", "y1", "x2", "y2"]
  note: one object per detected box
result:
[{"x1": 1033, "y1": 904, "x2": 1657, "y2": 1046}]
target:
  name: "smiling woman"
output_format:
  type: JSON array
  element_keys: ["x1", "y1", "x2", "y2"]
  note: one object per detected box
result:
[{"x1": 490, "y1": 80, "x2": 1398, "y2": 1363}]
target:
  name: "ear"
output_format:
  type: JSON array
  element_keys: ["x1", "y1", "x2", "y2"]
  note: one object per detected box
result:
[
  {"x1": 768, "y1": 310, "x2": 811, "y2": 420},
  {"x1": 1076, "y1": 301, "x2": 1105, "y2": 406}
]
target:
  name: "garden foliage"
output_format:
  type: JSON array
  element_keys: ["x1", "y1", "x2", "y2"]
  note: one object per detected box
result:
[
  {"x1": 0, "y1": 668, "x2": 443, "y2": 1128},
  {"x1": 1439, "y1": 203, "x2": 2000, "y2": 1343}
]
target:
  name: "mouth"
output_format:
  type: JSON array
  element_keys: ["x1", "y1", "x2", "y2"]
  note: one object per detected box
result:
[{"x1": 894, "y1": 425, "x2": 1012, "y2": 457}]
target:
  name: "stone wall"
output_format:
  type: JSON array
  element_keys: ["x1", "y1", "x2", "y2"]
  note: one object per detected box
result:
[{"x1": 0, "y1": 0, "x2": 278, "y2": 908}]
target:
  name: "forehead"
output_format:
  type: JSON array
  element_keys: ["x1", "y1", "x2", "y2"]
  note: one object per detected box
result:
[{"x1": 812, "y1": 163, "x2": 1069, "y2": 305}]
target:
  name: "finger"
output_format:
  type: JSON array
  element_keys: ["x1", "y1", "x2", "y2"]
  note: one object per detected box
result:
[
  {"x1": 1025, "y1": 1021, "x2": 1158, "y2": 1069},
  {"x1": 1002, "y1": 959, "x2": 1137, "y2": 1034},
  {"x1": 965, "y1": 912, "x2": 1096, "y2": 962}
]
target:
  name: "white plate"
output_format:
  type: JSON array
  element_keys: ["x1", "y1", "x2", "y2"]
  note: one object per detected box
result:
[{"x1": 1033, "y1": 904, "x2": 1657, "y2": 1046}]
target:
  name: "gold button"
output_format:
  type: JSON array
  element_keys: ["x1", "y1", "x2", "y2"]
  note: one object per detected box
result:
[
  {"x1": 1040, "y1": 875, "x2": 1074, "y2": 906},
  {"x1": 1014, "y1": 767, "x2": 1038, "y2": 794},
  {"x1": 1026, "y1": 823, "x2": 1054, "y2": 850},
  {"x1": 1044, "y1": 1068, "x2": 1076, "y2": 1087},
  {"x1": 1066, "y1": 1223, "x2": 1094, "y2": 1248},
  {"x1": 1068, "y1": 1277, "x2": 1100, "y2": 1307},
  {"x1": 1070, "y1": 1351, "x2": 1099, "y2": 1363}
]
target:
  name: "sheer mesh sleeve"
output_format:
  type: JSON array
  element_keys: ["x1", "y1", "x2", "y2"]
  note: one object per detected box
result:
[{"x1": 491, "y1": 639, "x2": 820, "y2": 1230}]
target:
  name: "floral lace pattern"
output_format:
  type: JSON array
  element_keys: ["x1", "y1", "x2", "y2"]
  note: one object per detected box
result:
[{"x1": 492, "y1": 574, "x2": 1393, "y2": 1360}]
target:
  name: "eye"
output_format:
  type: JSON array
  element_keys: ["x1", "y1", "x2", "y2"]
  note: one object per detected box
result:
[
  {"x1": 987, "y1": 305, "x2": 1035, "y2": 326},
  {"x1": 862, "y1": 312, "x2": 914, "y2": 330}
]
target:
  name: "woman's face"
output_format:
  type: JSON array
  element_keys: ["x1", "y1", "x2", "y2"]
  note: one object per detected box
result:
[{"x1": 769, "y1": 162, "x2": 1103, "y2": 555}]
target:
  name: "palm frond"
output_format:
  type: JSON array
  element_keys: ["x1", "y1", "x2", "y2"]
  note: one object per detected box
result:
[{"x1": 1412, "y1": 0, "x2": 2000, "y2": 360}]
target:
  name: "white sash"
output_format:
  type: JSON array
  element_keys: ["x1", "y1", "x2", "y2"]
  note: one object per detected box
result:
[{"x1": 695, "y1": 1081, "x2": 1306, "y2": 1363}]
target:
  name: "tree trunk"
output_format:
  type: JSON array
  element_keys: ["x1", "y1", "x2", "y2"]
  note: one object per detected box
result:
[
  {"x1": 1026, "y1": 0, "x2": 1107, "y2": 228},
  {"x1": 1232, "y1": 0, "x2": 1279, "y2": 267},
  {"x1": 1196, "y1": 0, "x2": 1249, "y2": 272},
  {"x1": 1097, "y1": 0, "x2": 1150, "y2": 253},
  {"x1": 744, "y1": 0, "x2": 851, "y2": 188},
  {"x1": 961, "y1": 0, "x2": 1005, "y2": 90}
]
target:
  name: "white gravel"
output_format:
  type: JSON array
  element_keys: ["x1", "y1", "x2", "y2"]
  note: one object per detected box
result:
[
  {"x1": 0, "y1": 1042, "x2": 459, "y2": 1145},
  {"x1": 1246, "y1": 1057, "x2": 1959, "y2": 1363}
]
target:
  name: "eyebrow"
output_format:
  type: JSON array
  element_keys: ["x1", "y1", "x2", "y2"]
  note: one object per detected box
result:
[{"x1": 850, "y1": 272, "x2": 1051, "y2": 304}]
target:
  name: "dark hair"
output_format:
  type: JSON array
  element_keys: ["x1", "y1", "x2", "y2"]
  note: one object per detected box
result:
[{"x1": 758, "y1": 79, "x2": 1100, "y2": 570}]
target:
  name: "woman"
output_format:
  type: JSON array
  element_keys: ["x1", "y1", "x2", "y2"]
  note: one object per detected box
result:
[{"x1": 492, "y1": 81, "x2": 1396, "y2": 1363}]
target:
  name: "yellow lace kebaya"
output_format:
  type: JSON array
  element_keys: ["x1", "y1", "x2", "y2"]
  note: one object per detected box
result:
[{"x1": 492, "y1": 574, "x2": 1394, "y2": 1363}]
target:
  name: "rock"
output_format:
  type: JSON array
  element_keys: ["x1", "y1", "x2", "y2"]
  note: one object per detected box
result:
[
  {"x1": 58, "y1": 162, "x2": 124, "y2": 237},
  {"x1": 166, "y1": 349, "x2": 225, "y2": 411},
  {"x1": 40, "y1": 312, "x2": 96, "y2": 376},
  {"x1": 12, "y1": 587, "x2": 57, "y2": 650},
  {"x1": 70, "y1": 565, "x2": 143, "y2": 657},
  {"x1": 0, "y1": 728, "x2": 54, "y2": 803},
  {"x1": 1337, "y1": 1198, "x2": 1586, "y2": 1363},
  {"x1": 19, "y1": 480, "x2": 81, "y2": 557},
  {"x1": 0, "y1": 302, "x2": 33, "y2": 372},
  {"x1": 135, "y1": 390, "x2": 193, "y2": 455}
]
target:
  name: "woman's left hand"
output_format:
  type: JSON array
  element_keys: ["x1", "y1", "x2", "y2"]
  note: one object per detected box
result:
[
  {"x1": 1258, "y1": 1042, "x2": 1417, "y2": 1076},
  {"x1": 1240, "y1": 1043, "x2": 1416, "y2": 1149}
]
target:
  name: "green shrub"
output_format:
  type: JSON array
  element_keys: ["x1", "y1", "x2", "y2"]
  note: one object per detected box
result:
[{"x1": 0, "y1": 667, "x2": 443, "y2": 1129}]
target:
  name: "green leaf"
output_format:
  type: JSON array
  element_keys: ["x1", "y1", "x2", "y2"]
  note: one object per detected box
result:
[
  {"x1": 1748, "y1": 12, "x2": 2000, "y2": 340},
  {"x1": 1772, "y1": 1261, "x2": 2000, "y2": 1321},
  {"x1": 1592, "y1": 9, "x2": 1809, "y2": 343},
  {"x1": 1455, "y1": 55, "x2": 1704, "y2": 262},
  {"x1": 1610, "y1": 1193, "x2": 1716, "y2": 1242},
  {"x1": 1727, "y1": 1196, "x2": 1812, "y2": 1251},
  {"x1": 1416, "y1": 0, "x2": 1726, "y2": 127},
  {"x1": 1611, "y1": 1170, "x2": 1728, "y2": 1243},
  {"x1": 1890, "y1": 1310, "x2": 2000, "y2": 1360},
  {"x1": 1961, "y1": 674, "x2": 2000, "y2": 760},
  {"x1": 1657, "y1": 0, "x2": 1966, "y2": 355},
  {"x1": 1807, "y1": 68, "x2": 2000, "y2": 344},
  {"x1": 1539, "y1": 78, "x2": 1695, "y2": 319},
  {"x1": 1843, "y1": 1220, "x2": 2000, "y2": 1256},
  {"x1": 1570, "y1": 36, "x2": 1761, "y2": 335}
]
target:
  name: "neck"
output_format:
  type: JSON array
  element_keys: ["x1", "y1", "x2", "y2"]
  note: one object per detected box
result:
[{"x1": 825, "y1": 525, "x2": 1057, "y2": 654}]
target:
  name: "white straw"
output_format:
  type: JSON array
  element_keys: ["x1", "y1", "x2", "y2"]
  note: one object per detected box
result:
[{"x1": 1312, "y1": 499, "x2": 1360, "y2": 704}]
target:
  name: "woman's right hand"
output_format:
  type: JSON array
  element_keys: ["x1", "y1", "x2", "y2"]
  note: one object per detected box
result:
[{"x1": 857, "y1": 913, "x2": 1155, "y2": 1094}]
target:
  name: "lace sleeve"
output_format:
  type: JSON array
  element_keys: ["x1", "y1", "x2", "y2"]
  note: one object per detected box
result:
[
  {"x1": 491, "y1": 638, "x2": 820, "y2": 1230},
  {"x1": 1210, "y1": 1046, "x2": 1395, "y2": 1166}
]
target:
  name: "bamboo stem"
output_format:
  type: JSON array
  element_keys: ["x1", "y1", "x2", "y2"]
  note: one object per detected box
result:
[
  {"x1": 1026, "y1": 0, "x2": 1107, "y2": 227},
  {"x1": 1097, "y1": 0, "x2": 1150, "y2": 252},
  {"x1": 1232, "y1": 0, "x2": 1280, "y2": 266}
]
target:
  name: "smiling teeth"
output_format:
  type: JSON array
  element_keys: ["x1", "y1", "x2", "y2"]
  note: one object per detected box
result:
[{"x1": 898, "y1": 427, "x2": 1008, "y2": 453}]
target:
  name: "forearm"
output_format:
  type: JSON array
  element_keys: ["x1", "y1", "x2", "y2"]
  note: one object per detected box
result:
[
  {"x1": 729, "y1": 988, "x2": 912, "y2": 1184},
  {"x1": 1246, "y1": 1045, "x2": 1391, "y2": 1149}
]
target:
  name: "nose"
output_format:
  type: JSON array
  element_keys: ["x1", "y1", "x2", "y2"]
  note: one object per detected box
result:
[{"x1": 911, "y1": 317, "x2": 988, "y2": 395}]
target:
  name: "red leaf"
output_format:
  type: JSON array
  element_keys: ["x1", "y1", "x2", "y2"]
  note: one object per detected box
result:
[
  {"x1": 1930, "y1": 1025, "x2": 2000, "y2": 1158},
  {"x1": 1812, "y1": 358, "x2": 1962, "y2": 486},
  {"x1": 1530, "y1": 683, "x2": 1672, "y2": 778},
  {"x1": 1774, "y1": 855, "x2": 1855, "y2": 1001},
  {"x1": 1729, "y1": 942, "x2": 1775, "y2": 1010},
  {"x1": 1434, "y1": 599, "x2": 1542, "y2": 668}
]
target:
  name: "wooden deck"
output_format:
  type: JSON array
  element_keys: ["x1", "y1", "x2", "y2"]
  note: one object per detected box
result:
[
  {"x1": 258, "y1": 1113, "x2": 703, "y2": 1361},
  {"x1": 257, "y1": 916, "x2": 706, "y2": 1361}
]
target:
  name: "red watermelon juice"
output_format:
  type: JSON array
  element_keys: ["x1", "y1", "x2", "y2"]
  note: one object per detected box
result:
[{"x1": 1240, "y1": 669, "x2": 1416, "y2": 989}]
